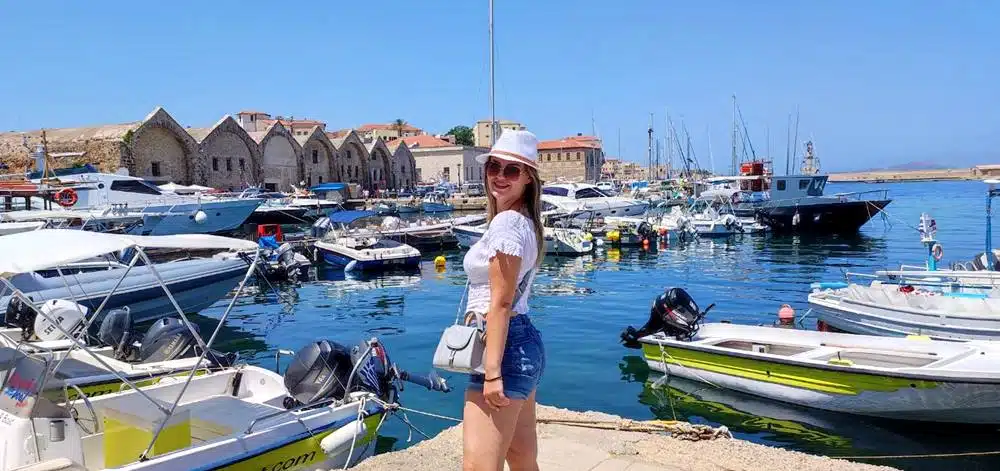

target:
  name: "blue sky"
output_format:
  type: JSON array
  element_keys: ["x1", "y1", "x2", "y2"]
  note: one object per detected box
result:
[{"x1": 1, "y1": 1, "x2": 996, "y2": 172}]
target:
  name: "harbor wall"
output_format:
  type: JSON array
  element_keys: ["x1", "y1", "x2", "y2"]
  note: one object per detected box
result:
[{"x1": 828, "y1": 168, "x2": 979, "y2": 183}]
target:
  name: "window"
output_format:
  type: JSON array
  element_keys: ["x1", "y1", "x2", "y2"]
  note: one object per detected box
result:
[
  {"x1": 151, "y1": 162, "x2": 161, "y2": 177},
  {"x1": 346, "y1": 150, "x2": 352, "y2": 161},
  {"x1": 557, "y1": 152, "x2": 561, "y2": 161},
  {"x1": 574, "y1": 188, "x2": 604, "y2": 199},
  {"x1": 212, "y1": 158, "x2": 219, "y2": 171},
  {"x1": 239, "y1": 158, "x2": 245, "y2": 171},
  {"x1": 318, "y1": 175, "x2": 323, "y2": 183},
  {"x1": 798, "y1": 179, "x2": 810, "y2": 190},
  {"x1": 307, "y1": 176, "x2": 312, "y2": 186},
  {"x1": 312, "y1": 149, "x2": 319, "y2": 164},
  {"x1": 226, "y1": 158, "x2": 232, "y2": 171},
  {"x1": 776, "y1": 180, "x2": 786, "y2": 191},
  {"x1": 577, "y1": 152, "x2": 582, "y2": 160},
  {"x1": 542, "y1": 187, "x2": 569, "y2": 197},
  {"x1": 110, "y1": 179, "x2": 161, "y2": 195},
  {"x1": 341, "y1": 165, "x2": 345, "y2": 176},
  {"x1": 443, "y1": 167, "x2": 450, "y2": 179}
]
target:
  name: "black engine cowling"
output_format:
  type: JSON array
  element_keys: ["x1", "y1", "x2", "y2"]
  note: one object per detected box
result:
[
  {"x1": 5, "y1": 296, "x2": 36, "y2": 341},
  {"x1": 282, "y1": 340, "x2": 355, "y2": 408},
  {"x1": 621, "y1": 287, "x2": 711, "y2": 348}
]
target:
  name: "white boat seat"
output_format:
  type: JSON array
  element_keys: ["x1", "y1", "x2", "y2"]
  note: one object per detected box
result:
[
  {"x1": 52, "y1": 358, "x2": 111, "y2": 380},
  {"x1": 178, "y1": 395, "x2": 285, "y2": 442}
]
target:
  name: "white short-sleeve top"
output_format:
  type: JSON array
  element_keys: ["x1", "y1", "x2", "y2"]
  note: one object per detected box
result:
[{"x1": 462, "y1": 210, "x2": 538, "y2": 315}]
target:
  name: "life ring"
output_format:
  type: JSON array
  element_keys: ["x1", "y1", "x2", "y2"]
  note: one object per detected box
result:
[
  {"x1": 54, "y1": 188, "x2": 78, "y2": 207},
  {"x1": 932, "y1": 243, "x2": 944, "y2": 262}
]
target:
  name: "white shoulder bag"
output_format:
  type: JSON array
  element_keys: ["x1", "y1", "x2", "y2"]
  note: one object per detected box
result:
[{"x1": 432, "y1": 270, "x2": 533, "y2": 374}]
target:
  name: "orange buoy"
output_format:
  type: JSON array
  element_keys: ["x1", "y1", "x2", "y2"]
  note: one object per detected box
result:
[{"x1": 778, "y1": 304, "x2": 795, "y2": 324}]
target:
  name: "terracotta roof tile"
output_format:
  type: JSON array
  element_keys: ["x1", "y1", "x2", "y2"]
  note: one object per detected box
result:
[
  {"x1": 399, "y1": 135, "x2": 452, "y2": 149},
  {"x1": 538, "y1": 136, "x2": 602, "y2": 150}
]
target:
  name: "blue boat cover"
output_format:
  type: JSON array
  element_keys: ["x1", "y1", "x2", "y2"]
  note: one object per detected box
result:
[
  {"x1": 328, "y1": 210, "x2": 375, "y2": 224},
  {"x1": 310, "y1": 182, "x2": 347, "y2": 192}
]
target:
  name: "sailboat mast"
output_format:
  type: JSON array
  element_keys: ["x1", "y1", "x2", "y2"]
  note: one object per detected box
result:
[
  {"x1": 731, "y1": 94, "x2": 738, "y2": 176},
  {"x1": 488, "y1": 0, "x2": 496, "y2": 146},
  {"x1": 647, "y1": 113, "x2": 654, "y2": 181}
]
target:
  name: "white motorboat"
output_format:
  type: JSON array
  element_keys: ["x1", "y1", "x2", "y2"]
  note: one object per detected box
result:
[
  {"x1": 808, "y1": 281, "x2": 1000, "y2": 341},
  {"x1": 454, "y1": 223, "x2": 593, "y2": 255},
  {"x1": 31, "y1": 170, "x2": 262, "y2": 235},
  {"x1": 622, "y1": 288, "x2": 1000, "y2": 424},
  {"x1": 0, "y1": 230, "x2": 256, "y2": 325},
  {"x1": 0, "y1": 209, "x2": 146, "y2": 234},
  {"x1": 541, "y1": 182, "x2": 648, "y2": 222},
  {"x1": 314, "y1": 211, "x2": 421, "y2": 272},
  {"x1": 685, "y1": 195, "x2": 745, "y2": 237}
]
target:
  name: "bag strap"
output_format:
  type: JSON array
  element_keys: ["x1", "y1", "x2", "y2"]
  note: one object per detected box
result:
[{"x1": 454, "y1": 268, "x2": 534, "y2": 326}]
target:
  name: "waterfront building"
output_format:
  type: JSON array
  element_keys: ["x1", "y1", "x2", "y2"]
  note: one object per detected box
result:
[
  {"x1": 386, "y1": 140, "x2": 418, "y2": 190},
  {"x1": 330, "y1": 123, "x2": 425, "y2": 143},
  {"x1": 0, "y1": 107, "x2": 199, "y2": 185},
  {"x1": 235, "y1": 111, "x2": 326, "y2": 136},
  {"x1": 186, "y1": 116, "x2": 262, "y2": 190},
  {"x1": 474, "y1": 119, "x2": 526, "y2": 146},
  {"x1": 537, "y1": 134, "x2": 604, "y2": 183},
  {"x1": 329, "y1": 130, "x2": 371, "y2": 188},
  {"x1": 248, "y1": 122, "x2": 302, "y2": 192},
  {"x1": 365, "y1": 139, "x2": 394, "y2": 190},
  {"x1": 400, "y1": 135, "x2": 487, "y2": 185},
  {"x1": 295, "y1": 127, "x2": 338, "y2": 187}
]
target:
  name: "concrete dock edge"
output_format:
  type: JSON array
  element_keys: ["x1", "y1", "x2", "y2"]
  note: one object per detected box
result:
[{"x1": 352, "y1": 404, "x2": 897, "y2": 471}]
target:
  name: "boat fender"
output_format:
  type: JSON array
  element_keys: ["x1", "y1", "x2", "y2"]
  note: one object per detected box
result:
[
  {"x1": 932, "y1": 243, "x2": 944, "y2": 262},
  {"x1": 345, "y1": 260, "x2": 359, "y2": 272},
  {"x1": 434, "y1": 255, "x2": 446, "y2": 268},
  {"x1": 193, "y1": 210, "x2": 208, "y2": 224},
  {"x1": 320, "y1": 418, "x2": 368, "y2": 457},
  {"x1": 54, "y1": 188, "x2": 78, "y2": 207},
  {"x1": 777, "y1": 304, "x2": 795, "y2": 323},
  {"x1": 792, "y1": 212, "x2": 801, "y2": 226}
]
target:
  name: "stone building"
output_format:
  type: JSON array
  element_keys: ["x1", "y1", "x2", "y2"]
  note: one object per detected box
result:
[
  {"x1": 186, "y1": 116, "x2": 261, "y2": 190},
  {"x1": 537, "y1": 135, "x2": 604, "y2": 183},
  {"x1": 0, "y1": 107, "x2": 198, "y2": 184},
  {"x1": 235, "y1": 111, "x2": 326, "y2": 136},
  {"x1": 295, "y1": 127, "x2": 337, "y2": 187},
  {"x1": 353, "y1": 123, "x2": 424, "y2": 143},
  {"x1": 365, "y1": 139, "x2": 394, "y2": 190},
  {"x1": 386, "y1": 140, "x2": 417, "y2": 190},
  {"x1": 401, "y1": 135, "x2": 487, "y2": 185},
  {"x1": 329, "y1": 131, "x2": 369, "y2": 188},
  {"x1": 249, "y1": 123, "x2": 302, "y2": 191},
  {"x1": 474, "y1": 119, "x2": 526, "y2": 147}
]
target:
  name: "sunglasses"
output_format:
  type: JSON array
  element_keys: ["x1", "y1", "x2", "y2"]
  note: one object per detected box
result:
[{"x1": 485, "y1": 160, "x2": 524, "y2": 180}]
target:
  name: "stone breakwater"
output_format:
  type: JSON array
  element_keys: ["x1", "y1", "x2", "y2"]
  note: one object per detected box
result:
[
  {"x1": 350, "y1": 405, "x2": 897, "y2": 471},
  {"x1": 828, "y1": 168, "x2": 976, "y2": 182}
]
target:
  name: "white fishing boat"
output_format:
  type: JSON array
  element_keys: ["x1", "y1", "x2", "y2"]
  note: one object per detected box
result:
[
  {"x1": 621, "y1": 288, "x2": 1000, "y2": 424},
  {"x1": 314, "y1": 211, "x2": 421, "y2": 272},
  {"x1": 685, "y1": 195, "x2": 745, "y2": 237},
  {"x1": 0, "y1": 230, "x2": 448, "y2": 470}
]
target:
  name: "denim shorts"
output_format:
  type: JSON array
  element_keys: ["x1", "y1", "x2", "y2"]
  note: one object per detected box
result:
[{"x1": 468, "y1": 314, "x2": 545, "y2": 400}]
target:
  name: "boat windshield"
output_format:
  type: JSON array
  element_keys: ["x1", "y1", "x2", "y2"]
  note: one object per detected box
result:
[
  {"x1": 542, "y1": 187, "x2": 569, "y2": 197},
  {"x1": 109, "y1": 179, "x2": 162, "y2": 195},
  {"x1": 574, "y1": 187, "x2": 610, "y2": 199}
]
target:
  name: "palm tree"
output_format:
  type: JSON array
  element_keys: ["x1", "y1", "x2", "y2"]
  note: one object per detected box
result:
[{"x1": 392, "y1": 118, "x2": 406, "y2": 140}]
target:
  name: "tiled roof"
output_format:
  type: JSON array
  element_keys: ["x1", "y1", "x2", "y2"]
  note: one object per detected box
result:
[
  {"x1": 399, "y1": 135, "x2": 452, "y2": 149},
  {"x1": 357, "y1": 123, "x2": 423, "y2": 132},
  {"x1": 538, "y1": 135, "x2": 602, "y2": 150}
]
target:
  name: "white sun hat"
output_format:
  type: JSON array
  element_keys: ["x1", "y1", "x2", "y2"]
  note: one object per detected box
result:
[{"x1": 475, "y1": 129, "x2": 539, "y2": 170}]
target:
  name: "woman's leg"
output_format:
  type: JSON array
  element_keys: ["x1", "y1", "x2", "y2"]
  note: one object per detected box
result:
[
  {"x1": 505, "y1": 389, "x2": 539, "y2": 471},
  {"x1": 463, "y1": 389, "x2": 526, "y2": 471}
]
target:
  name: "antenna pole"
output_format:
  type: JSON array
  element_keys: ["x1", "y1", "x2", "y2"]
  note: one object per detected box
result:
[
  {"x1": 488, "y1": 0, "x2": 496, "y2": 146},
  {"x1": 731, "y1": 94, "x2": 737, "y2": 176}
]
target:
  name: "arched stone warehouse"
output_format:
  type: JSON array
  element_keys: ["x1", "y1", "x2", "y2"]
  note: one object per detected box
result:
[
  {"x1": 251, "y1": 123, "x2": 302, "y2": 191},
  {"x1": 388, "y1": 141, "x2": 417, "y2": 190},
  {"x1": 188, "y1": 116, "x2": 261, "y2": 190},
  {"x1": 366, "y1": 139, "x2": 392, "y2": 190},
  {"x1": 330, "y1": 131, "x2": 369, "y2": 187},
  {"x1": 127, "y1": 107, "x2": 198, "y2": 184},
  {"x1": 296, "y1": 127, "x2": 336, "y2": 187}
]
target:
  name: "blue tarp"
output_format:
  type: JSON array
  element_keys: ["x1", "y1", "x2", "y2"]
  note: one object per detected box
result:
[
  {"x1": 328, "y1": 210, "x2": 375, "y2": 224},
  {"x1": 310, "y1": 183, "x2": 347, "y2": 192}
]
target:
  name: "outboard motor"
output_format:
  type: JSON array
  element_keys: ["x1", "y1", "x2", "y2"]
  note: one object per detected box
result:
[
  {"x1": 311, "y1": 217, "x2": 333, "y2": 238},
  {"x1": 94, "y1": 308, "x2": 140, "y2": 361},
  {"x1": 621, "y1": 288, "x2": 713, "y2": 348},
  {"x1": 4, "y1": 296, "x2": 35, "y2": 340},
  {"x1": 282, "y1": 340, "x2": 354, "y2": 409},
  {"x1": 138, "y1": 318, "x2": 237, "y2": 367}
]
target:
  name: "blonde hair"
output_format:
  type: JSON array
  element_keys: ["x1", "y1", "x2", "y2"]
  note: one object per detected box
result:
[{"x1": 485, "y1": 165, "x2": 545, "y2": 267}]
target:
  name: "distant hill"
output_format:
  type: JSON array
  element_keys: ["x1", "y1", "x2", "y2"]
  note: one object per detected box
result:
[{"x1": 852, "y1": 161, "x2": 950, "y2": 172}]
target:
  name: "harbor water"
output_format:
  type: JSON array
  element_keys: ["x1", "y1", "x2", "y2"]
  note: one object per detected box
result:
[{"x1": 204, "y1": 181, "x2": 999, "y2": 471}]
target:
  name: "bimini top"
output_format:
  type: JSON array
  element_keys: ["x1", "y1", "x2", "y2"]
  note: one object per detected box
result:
[
  {"x1": 310, "y1": 182, "x2": 347, "y2": 192},
  {"x1": 0, "y1": 229, "x2": 258, "y2": 276},
  {"x1": 328, "y1": 210, "x2": 375, "y2": 225}
]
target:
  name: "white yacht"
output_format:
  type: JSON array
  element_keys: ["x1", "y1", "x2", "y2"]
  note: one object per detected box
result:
[
  {"x1": 541, "y1": 182, "x2": 648, "y2": 222},
  {"x1": 31, "y1": 171, "x2": 261, "y2": 235}
]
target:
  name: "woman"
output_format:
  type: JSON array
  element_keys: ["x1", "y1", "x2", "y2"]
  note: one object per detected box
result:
[{"x1": 462, "y1": 130, "x2": 546, "y2": 471}]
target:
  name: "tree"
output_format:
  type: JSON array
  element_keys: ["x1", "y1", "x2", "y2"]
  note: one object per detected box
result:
[
  {"x1": 446, "y1": 125, "x2": 474, "y2": 146},
  {"x1": 392, "y1": 118, "x2": 407, "y2": 138}
]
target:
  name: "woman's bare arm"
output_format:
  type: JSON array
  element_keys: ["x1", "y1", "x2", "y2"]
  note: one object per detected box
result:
[{"x1": 483, "y1": 251, "x2": 522, "y2": 380}]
